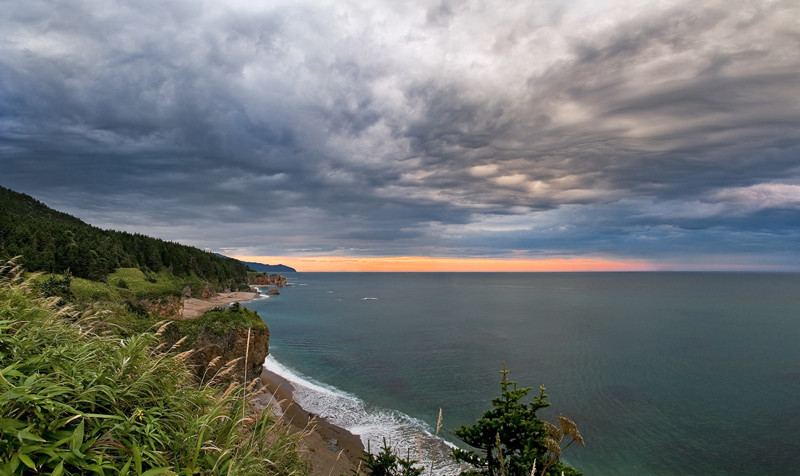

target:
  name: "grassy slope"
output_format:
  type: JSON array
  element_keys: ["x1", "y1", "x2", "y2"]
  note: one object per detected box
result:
[{"x1": 0, "y1": 262, "x2": 307, "y2": 475}]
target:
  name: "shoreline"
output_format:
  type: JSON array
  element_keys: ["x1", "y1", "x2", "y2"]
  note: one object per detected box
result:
[
  {"x1": 190, "y1": 289, "x2": 364, "y2": 473},
  {"x1": 181, "y1": 291, "x2": 263, "y2": 318},
  {"x1": 260, "y1": 366, "x2": 364, "y2": 475}
]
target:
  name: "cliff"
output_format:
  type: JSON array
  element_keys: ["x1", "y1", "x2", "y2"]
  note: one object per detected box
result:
[
  {"x1": 170, "y1": 303, "x2": 270, "y2": 385},
  {"x1": 140, "y1": 296, "x2": 183, "y2": 318},
  {"x1": 192, "y1": 325, "x2": 269, "y2": 384}
]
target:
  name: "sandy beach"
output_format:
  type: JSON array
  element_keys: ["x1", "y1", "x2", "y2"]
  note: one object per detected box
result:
[
  {"x1": 260, "y1": 367, "x2": 364, "y2": 475},
  {"x1": 180, "y1": 291, "x2": 261, "y2": 318}
]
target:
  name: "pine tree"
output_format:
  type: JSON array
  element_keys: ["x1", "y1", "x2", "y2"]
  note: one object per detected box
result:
[{"x1": 452, "y1": 365, "x2": 582, "y2": 476}]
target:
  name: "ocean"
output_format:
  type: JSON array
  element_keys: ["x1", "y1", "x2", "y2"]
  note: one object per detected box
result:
[{"x1": 244, "y1": 272, "x2": 800, "y2": 475}]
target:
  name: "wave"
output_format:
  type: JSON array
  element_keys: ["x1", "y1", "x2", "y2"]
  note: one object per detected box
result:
[{"x1": 262, "y1": 355, "x2": 467, "y2": 475}]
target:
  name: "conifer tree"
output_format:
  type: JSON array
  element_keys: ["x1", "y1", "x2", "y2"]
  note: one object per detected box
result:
[{"x1": 452, "y1": 365, "x2": 582, "y2": 476}]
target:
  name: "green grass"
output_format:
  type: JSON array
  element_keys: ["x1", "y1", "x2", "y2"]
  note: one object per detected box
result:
[
  {"x1": 0, "y1": 261, "x2": 308, "y2": 475},
  {"x1": 71, "y1": 277, "x2": 120, "y2": 302},
  {"x1": 107, "y1": 268, "x2": 184, "y2": 299}
]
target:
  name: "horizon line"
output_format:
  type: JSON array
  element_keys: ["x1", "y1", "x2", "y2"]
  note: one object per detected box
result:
[
  {"x1": 230, "y1": 255, "x2": 800, "y2": 273},
  {"x1": 232, "y1": 255, "x2": 653, "y2": 272}
]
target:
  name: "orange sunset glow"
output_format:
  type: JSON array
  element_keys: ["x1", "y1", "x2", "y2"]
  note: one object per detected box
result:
[{"x1": 233, "y1": 256, "x2": 654, "y2": 272}]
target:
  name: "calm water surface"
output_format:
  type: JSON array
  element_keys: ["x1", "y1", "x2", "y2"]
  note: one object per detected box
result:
[{"x1": 245, "y1": 273, "x2": 800, "y2": 475}]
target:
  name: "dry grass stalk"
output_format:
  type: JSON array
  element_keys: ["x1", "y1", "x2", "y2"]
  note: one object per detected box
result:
[
  {"x1": 251, "y1": 384, "x2": 272, "y2": 398},
  {"x1": 206, "y1": 356, "x2": 222, "y2": 370},
  {"x1": 1, "y1": 257, "x2": 25, "y2": 284},
  {"x1": 213, "y1": 364, "x2": 239, "y2": 382},
  {"x1": 243, "y1": 327, "x2": 251, "y2": 422},
  {"x1": 223, "y1": 356, "x2": 244, "y2": 367},
  {"x1": 173, "y1": 349, "x2": 194, "y2": 363},
  {"x1": 221, "y1": 381, "x2": 239, "y2": 399},
  {"x1": 168, "y1": 336, "x2": 188, "y2": 352},
  {"x1": 154, "y1": 320, "x2": 172, "y2": 337},
  {"x1": 205, "y1": 357, "x2": 243, "y2": 386}
]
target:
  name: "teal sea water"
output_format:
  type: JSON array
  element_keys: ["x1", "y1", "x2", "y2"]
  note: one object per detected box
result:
[{"x1": 244, "y1": 273, "x2": 800, "y2": 475}]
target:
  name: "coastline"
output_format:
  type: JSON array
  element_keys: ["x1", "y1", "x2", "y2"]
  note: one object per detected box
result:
[
  {"x1": 181, "y1": 291, "x2": 262, "y2": 318},
  {"x1": 260, "y1": 366, "x2": 364, "y2": 475},
  {"x1": 187, "y1": 289, "x2": 364, "y2": 473}
]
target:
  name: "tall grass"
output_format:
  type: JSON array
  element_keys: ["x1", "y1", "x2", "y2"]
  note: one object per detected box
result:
[{"x1": 0, "y1": 259, "x2": 308, "y2": 475}]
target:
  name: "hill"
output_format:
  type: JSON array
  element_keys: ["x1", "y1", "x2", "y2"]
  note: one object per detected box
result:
[
  {"x1": 215, "y1": 254, "x2": 297, "y2": 273},
  {"x1": 0, "y1": 186, "x2": 249, "y2": 289},
  {"x1": 242, "y1": 261, "x2": 297, "y2": 273}
]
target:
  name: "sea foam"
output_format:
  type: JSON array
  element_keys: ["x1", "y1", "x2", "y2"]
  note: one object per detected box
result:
[{"x1": 262, "y1": 355, "x2": 467, "y2": 475}]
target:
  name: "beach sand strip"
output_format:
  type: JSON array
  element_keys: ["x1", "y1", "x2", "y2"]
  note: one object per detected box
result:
[{"x1": 259, "y1": 367, "x2": 364, "y2": 475}]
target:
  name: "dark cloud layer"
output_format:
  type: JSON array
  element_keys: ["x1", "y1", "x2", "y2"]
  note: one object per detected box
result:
[{"x1": 2, "y1": 0, "x2": 799, "y2": 268}]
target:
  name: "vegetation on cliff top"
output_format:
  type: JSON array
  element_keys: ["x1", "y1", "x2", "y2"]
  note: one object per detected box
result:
[
  {"x1": 171, "y1": 303, "x2": 268, "y2": 352},
  {"x1": 0, "y1": 261, "x2": 306, "y2": 475}
]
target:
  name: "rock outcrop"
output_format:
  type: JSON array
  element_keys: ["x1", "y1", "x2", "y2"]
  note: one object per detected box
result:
[
  {"x1": 199, "y1": 284, "x2": 216, "y2": 299},
  {"x1": 191, "y1": 326, "x2": 269, "y2": 385},
  {"x1": 250, "y1": 274, "x2": 288, "y2": 287},
  {"x1": 140, "y1": 296, "x2": 182, "y2": 318}
]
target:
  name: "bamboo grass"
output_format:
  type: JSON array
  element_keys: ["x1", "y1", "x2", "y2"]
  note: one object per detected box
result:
[{"x1": 0, "y1": 261, "x2": 308, "y2": 475}]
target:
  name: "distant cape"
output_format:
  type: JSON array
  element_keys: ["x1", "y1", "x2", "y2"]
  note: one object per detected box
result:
[{"x1": 216, "y1": 254, "x2": 297, "y2": 273}]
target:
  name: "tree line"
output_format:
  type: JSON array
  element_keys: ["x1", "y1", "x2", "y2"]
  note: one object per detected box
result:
[{"x1": 0, "y1": 186, "x2": 249, "y2": 289}]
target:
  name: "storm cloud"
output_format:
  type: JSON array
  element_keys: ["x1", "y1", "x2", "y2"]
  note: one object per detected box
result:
[{"x1": 2, "y1": 0, "x2": 799, "y2": 268}]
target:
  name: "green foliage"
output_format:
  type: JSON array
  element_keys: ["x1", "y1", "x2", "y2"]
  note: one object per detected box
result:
[
  {"x1": 171, "y1": 303, "x2": 268, "y2": 352},
  {"x1": 71, "y1": 277, "x2": 119, "y2": 302},
  {"x1": 107, "y1": 268, "x2": 183, "y2": 300},
  {"x1": 358, "y1": 438, "x2": 423, "y2": 476},
  {"x1": 452, "y1": 365, "x2": 582, "y2": 476},
  {"x1": 30, "y1": 272, "x2": 73, "y2": 304},
  {"x1": 0, "y1": 186, "x2": 249, "y2": 290},
  {"x1": 0, "y1": 261, "x2": 307, "y2": 475}
]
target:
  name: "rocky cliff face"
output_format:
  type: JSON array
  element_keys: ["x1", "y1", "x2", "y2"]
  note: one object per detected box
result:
[
  {"x1": 140, "y1": 296, "x2": 182, "y2": 318},
  {"x1": 190, "y1": 326, "x2": 269, "y2": 385},
  {"x1": 250, "y1": 274, "x2": 287, "y2": 287}
]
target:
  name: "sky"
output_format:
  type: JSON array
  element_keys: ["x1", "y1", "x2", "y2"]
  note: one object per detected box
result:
[{"x1": 2, "y1": 0, "x2": 800, "y2": 272}]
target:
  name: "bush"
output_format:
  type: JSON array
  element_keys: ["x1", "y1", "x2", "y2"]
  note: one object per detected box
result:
[
  {"x1": 29, "y1": 272, "x2": 72, "y2": 304},
  {"x1": 359, "y1": 438, "x2": 423, "y2": 476}
]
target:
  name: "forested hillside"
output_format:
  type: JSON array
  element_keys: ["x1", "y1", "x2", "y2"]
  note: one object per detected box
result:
[
  {"x1": 216, "y1": 255, "x2": 297, "y2": 273},
  {"x1": 0, "y1": 186, "x2": 248, "y2": 288}
]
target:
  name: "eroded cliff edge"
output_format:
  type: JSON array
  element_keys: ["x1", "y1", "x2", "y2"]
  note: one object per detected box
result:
[
  {"x1": 166, "y1": 302, "x2": 270, "y2": 385},
  {"x1": 192, "y1": 324, "x2": 270, "y2": 384}
]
